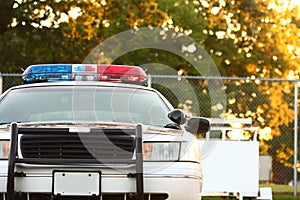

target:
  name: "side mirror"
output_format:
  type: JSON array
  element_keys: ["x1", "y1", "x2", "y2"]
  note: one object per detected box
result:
[
  {"x1": 186, "y1": 117, "x2": 210, "y2": 134},
  {"x1": 168, "y1": 109, "x2": 186, "y2": 125}
]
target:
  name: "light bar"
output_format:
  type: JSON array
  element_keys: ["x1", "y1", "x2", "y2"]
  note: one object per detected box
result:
[{"x1": 22, "y1": 64, "x2": 148, "y2": 85}]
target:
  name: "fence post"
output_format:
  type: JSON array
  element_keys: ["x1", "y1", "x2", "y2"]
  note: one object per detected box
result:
[
  {"x1": 0, "y1": 73, "x2": 2, "y2": 94},
  {"x1": 294, "y1": 80, "x2": 298, "y2": 196},
  {"x1": 147, "y1": 74, "x2": 152, "y2": 88}
]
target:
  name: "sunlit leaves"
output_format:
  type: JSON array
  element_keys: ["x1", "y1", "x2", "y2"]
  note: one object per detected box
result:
[
  {"x1": 126, "y1": 0, "x2": 167, "y2": 27},
  {"x1": 192, "y1": 0, "x2": 300, "y2": 171},
  {"x1": 276, "y1": 144, "x2": 299, "y2": 172},
  {"x1": 195, "y1": 0, "x2": 300, "y2": 78}
]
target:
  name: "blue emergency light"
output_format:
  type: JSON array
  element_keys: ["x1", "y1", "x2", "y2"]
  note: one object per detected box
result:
[
  {"x1": 22, "y1": 64, "x2": 73, "y2": 83},
  {"x1": 22, "y1": 64, "x2": 148, "y2": 85}
]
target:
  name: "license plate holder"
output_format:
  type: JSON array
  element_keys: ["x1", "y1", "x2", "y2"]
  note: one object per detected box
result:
[{"x1": 53, "y1": 170, "x2": 101, "y2": 196}]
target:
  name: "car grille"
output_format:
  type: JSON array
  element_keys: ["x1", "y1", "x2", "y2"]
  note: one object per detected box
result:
[{"x1": 20, "y1": 129, "x2": 135, "y2": 163}]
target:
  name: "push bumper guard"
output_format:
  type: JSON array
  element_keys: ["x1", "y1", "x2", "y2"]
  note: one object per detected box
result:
[{"x1": 7, "y1": 123, "x2": 144, "y2": 200}]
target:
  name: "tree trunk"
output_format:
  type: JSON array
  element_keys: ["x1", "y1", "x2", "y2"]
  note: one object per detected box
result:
[{"x1": 0, "y1": 0, "x2": 15, "y2": 35}]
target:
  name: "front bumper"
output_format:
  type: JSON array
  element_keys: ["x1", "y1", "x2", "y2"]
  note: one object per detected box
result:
[
  {"x1": 0, "y1": 162, "x2": 202, "y2": 200},
  {"x1": 10, "y1": 175, "x2": 201, "y2": 200}
]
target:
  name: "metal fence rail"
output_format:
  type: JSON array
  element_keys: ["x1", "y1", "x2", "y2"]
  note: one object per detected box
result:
[{"x1": 0, "y1": 73, "x2": 299, "y2": 195}]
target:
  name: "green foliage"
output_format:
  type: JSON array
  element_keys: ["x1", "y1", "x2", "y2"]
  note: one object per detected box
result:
[{"x1": 0, "y1": 0, "x2": 171, "y2": 72}]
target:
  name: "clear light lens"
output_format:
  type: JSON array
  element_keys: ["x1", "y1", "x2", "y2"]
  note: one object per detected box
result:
[
  {"x1": 72, "y1": 64, "x2": 97, "y2": 73},
  {"x1": 0, "y1": 140, "x2": 10, "y2": 159},
  {"x1": 143, "y1": 142, "x2": 180, "y2": 161}
]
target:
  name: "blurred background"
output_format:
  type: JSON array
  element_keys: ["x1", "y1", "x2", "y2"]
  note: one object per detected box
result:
[{"x1": 0, "y1": 0, "x2": 299, "y2": 196}]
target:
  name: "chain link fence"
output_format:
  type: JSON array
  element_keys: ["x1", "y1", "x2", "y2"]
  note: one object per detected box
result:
[
  {"x1": 0, "y1": 73, "x2": 299, "y2": 193},
  {"x1": 149, "y1": 75, "x2": 299, "y2": 189},
  {"x1": 0, "y1": 73, "x2": 23, "y2": 94}
]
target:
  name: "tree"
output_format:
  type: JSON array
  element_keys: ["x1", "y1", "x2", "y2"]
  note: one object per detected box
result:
[
  {"x1": 194, "y1": 0, "x2": 299, "y2": 174},
  {"x1": 0, "y1": 0, "x2": 172, "y2": 72}
]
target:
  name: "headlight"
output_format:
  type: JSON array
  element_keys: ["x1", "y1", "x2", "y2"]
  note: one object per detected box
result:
[{"x1": 143, "y1": 142, "x2": 181, "y2": 161}]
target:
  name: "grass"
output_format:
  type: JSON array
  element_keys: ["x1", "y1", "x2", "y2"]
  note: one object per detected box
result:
[
  {"x1": 201, "y1": 184, "x2": 300, "y2": 200},
  {"x1": 202, "y1": 197, "x2": 299, "y2": 200},
  {"x1": 273, "y1": 196, "x2": 299, "y2": 200},
  {"x1": 261, "y1": 184, "x2": 300, "y2": 200},
  {"x1": 202, "y1": 196, "x2": 299, "y2": 200},
  {"x1": 260, "y1": 183, "x2": 300, "y2": 194}
]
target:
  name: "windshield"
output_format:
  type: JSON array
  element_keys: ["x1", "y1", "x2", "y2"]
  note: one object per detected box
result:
[{"x1": 0, "y1": 86, "x2": 173, "y2": 127}]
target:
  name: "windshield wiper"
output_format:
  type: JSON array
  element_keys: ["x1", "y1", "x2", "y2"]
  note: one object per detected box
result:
[
  {"x1": 0, "y1": 122, "x2": 19, "y2": 125},
  {"x1": 164, "y1": 123, "x2": 180, "y2": 129}
]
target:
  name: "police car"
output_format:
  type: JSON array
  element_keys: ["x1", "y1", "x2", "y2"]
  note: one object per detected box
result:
[{"x1": 0, "y1": 64, "x2": 209, "y2": 200}]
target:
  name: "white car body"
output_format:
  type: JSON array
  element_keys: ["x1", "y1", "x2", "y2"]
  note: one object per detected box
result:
[{"x1": 0, "y1": 81, "x2": 205, "y2": 200}]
